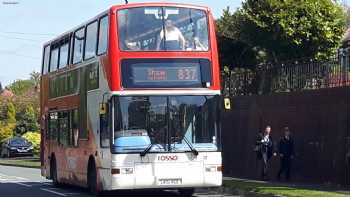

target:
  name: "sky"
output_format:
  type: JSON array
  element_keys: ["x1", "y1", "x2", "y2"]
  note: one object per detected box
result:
[{"x1": 0, "y1": 0, "x2": 243, "y2": 86}]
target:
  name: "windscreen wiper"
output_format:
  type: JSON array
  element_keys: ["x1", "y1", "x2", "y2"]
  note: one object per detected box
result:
[
  {"x1": 183, "y1": 137, "x2": 198, "y2": 156},
  {"x1": 140, "y1": 144, "x2": 154, "y2": 157}
]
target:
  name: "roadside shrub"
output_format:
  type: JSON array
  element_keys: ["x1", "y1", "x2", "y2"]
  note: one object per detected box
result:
[
  {"x1": 22, "y1": 132, "x2": 40, "y2": 154},
  {"x1": 0, "y1": 122, "x2": 14, "y2": 142}
]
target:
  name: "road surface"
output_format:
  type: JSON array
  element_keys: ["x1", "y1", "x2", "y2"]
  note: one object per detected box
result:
[{"x1": 0, "y1": 165, "x2": 239, "y2": 197}]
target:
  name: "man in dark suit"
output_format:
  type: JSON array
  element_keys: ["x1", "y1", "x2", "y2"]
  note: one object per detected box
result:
[
  {"x1": 277, "y1": 127, "x2": 295, "y2": 181},
  {"x1": 256, "y1": 126, "x2": 275, "y2": 180}
]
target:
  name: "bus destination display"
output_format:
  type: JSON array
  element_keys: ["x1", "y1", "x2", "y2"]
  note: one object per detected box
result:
[{"x1": 132, "y1": 66, "x2": 199, "y2": 83}]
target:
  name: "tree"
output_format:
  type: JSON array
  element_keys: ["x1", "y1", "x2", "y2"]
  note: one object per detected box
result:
[
  {"x1": 6, "y1": 102, "x2": 16, "y2": 124},
  {"x1": 0, "y1": 96, "x2": 8, "y2": 121},
  {"x1": 216, "y1": 8, "x2": 264, "y2": 68},
  {"x1": 29, "y1": 71, "x2": 40, "y2": 88},
  {"x1": 8, "y1": 79, "x2": 35, "y2": 95},
  {"x1": 0, "y1": 82, "x2": 3, "y2": 92},
  {"x1": 0, "y1": 102, "x2": 16, "y2": 141},
  {"x1": 242, "y1": 0, "x2": 346, "y2": 61},
  {"x1": 0, "y1": 122, "x2": 14, "y2": 142},
  {"x1": 217, "y1": 0, "x2": 346, "y2": 65},
  {"x1": 22, "y1": 132, "x2": 41, "y2": 154},
  {"x1": 15, "y1": 105, "x2": 39, "y2": 135}
]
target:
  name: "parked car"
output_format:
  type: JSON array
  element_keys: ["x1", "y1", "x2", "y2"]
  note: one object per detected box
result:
[{"x1": 1, "y1": 137, "x2": 34, "y2": 158}]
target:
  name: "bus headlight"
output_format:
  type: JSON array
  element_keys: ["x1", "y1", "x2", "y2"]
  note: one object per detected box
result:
[
  {"x1": 205, "y1": 166, "x2": 216, "y2": 172},
  {"x1": 205, "y1": 165, "x2": 222, "y2": 172},
  {"x1": 121, "y1": 168, "x2": 134, "y2": 174}
]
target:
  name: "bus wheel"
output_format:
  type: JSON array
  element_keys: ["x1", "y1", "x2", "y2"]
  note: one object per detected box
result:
[
  {"x1": 50, "y1": 157, "x2": 59, "y2": 186},
  {"x1": 88, "y1": 161, "x2": 102, "y2": 197},
  {"x1": 179, "y1": 188, "x2": 195, "y2": 197}
]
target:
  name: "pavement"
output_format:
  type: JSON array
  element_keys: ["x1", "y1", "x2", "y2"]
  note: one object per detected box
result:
[
  {"x1": 223, "y1": 177, "x2": 350, "y2": 196},
  {"x1": 0, "y1": 165, "x2": 240, "y2": 197}
]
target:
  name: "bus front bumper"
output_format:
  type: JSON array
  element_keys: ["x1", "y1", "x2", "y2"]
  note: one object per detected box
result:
[{"x1": 110, "y1": 173, "x2": 222, "y2": 190}]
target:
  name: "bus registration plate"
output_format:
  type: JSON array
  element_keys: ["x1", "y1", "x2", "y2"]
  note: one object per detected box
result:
[{"x1": 158, "y1": 178, "x2": 182, "y2": 185}]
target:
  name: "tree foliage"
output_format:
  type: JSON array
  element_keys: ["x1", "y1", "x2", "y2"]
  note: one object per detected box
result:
[
  {"x1": 216, "y1": 8, "x2": 265, "y2": 68},
  {"x1": 22, "y1": 132, "x2": 41, "y2": 154},
  {"x1": 8, "y1": 79, "x2": 35, "y2": 96},
  {"x1": 15, "y1": 105, "x2": 39, "y2": 135},
  {"x1": 0, "y1": 72, "x2": 40, "y2": 142},
  {"x1": 30, "y1": 71, "x2": 40, "y2": 88},
  {"x1": 0, "y1": 123, "x2": 14, "y2": 143},
  {"x1": 216, "y1": 0, "x2": 347, "y2": 66},
  {"x1": 6, "y1": 102, "x2": 16, "y2": 124}
]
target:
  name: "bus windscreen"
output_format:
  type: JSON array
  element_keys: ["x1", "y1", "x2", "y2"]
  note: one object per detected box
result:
[
  {"x1": 112, "y1": 96, "x2": 220, "y2": 154},
  {"x1": 118, "y1": 6, "x2": 209, "y2": 51}
]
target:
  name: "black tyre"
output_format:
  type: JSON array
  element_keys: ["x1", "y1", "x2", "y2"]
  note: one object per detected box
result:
[
  {"x1": 50, "y1": 157, "x2": 59, "y2": 186},
  {"x1": 179, "y1": 188, "x2": 195, "y2": 197},
  {"x1": 88, "y1": 161, "x2": 103, "y2": 197}
]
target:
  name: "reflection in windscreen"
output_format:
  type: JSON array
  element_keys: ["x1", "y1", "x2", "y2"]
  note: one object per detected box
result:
[
  {"x1": 10, "y1": 138, "x2": 28, "y2": 146},
  {"x1": 118, "y1": 7, "x2": 209, "y2": 51},
  {"x1": 114, "y1": 97, "x2": 168, "y2": 153}
]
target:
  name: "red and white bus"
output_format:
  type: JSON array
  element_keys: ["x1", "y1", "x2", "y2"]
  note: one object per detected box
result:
[{"x1": 40, "y1": 3, "x2": 222, "y2": 196}]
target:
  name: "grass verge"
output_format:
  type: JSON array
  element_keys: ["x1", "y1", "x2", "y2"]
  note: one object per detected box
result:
[
  {"x1": 0, "y1": 158, "x2": 40, "y2": 169},
  {"x1": 223, "y1": 179, "x2": 349, "y2": 197}
]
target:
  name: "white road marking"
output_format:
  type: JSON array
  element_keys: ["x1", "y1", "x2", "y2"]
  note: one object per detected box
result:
[
  {"x1": 14, "y1": 182, "x2": 32, "y2": 187},
  {"x1": 64, "y1": 193, "x2": 81, "y2": 195},
  {"x1": 41, "y1": 182, "x2": 53, "y2": 186},
  {"x1": 0, "y1": 173, "x2": 30, "y2": 182},
  {"x1": 40, "y1": 188, "x2": 68, "y2": 196},
  {"x1": 195, "y1": 193, "x2": 241, "y2": 197}
]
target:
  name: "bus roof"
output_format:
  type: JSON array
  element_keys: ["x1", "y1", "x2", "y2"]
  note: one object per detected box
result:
[
  {"x1": 111, "y1": 2, "x2": 210, "y2": 12},
  {"x1": 42, "y1": 2, "x2": 211, "y2": 46}
]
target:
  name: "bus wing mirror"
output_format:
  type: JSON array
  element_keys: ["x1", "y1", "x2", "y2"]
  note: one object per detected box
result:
[{"x1": 224, "y1": 98, "x2": 231, "y2": 110}]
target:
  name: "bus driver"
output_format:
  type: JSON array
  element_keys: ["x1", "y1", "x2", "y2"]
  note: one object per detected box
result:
[{"x1": 156, "y1": 20, "x2": 186, "y2": 50}]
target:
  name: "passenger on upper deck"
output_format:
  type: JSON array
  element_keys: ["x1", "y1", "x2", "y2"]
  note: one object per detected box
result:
[{"x1": 156, "y1": 20, "x2": 186, "y2": 50}]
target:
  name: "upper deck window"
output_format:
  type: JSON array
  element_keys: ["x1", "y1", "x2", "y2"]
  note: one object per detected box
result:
[
  {"x1": 58, "y1": 39, "x2": 69, "y2": 69},
  {"x1": 73, "y1": 28, "x2": 85, "y2": 64},
  {"x1": 85, "y1": 21, "x2": 98, "y2": 60},
  {"x1": 97, "y1": 15, "x2": 108, "y2": 55},
  {"x1": 118, "y1": 7, "x2": 209, "y2": 51},
  {"x1": 50, "y1": 47, "x2": 59, "y2": 72},
  {"x1": 42, "y1": 45, "x2": 50, "y2": 75}
]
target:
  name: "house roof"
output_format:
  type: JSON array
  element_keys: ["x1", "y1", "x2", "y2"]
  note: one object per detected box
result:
[{"x1": 0, "y1": 89, "x2": 14, "y2": 98}]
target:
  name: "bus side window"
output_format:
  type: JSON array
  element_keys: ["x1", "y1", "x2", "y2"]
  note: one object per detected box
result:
[
  {"x1": 58, "y1": 37, "x2": 70, "y2": 69},
  {"x1": 100, "y1": 103, "x2": 109, "y2": 147},
  {"x1": 85, "y1": 21, "x2": 98, "y2": 60},
  {"x1": 58, "y1": 112, "x2": 64, "y2": 146},
  {"x1": 97, "y1": 15, "x2": 108, "y2": 55},
  {"x1": 49, "y1": 46, "x2": 59, "y2": 72},
  {"x1": 42, "y1": 45, "x2": 50, "y2": 74},
  {"x1": 42, "y1": 113, "x2": 51, "y2": 140},
  {"x1": 72, "y1": 109, "x2": 79, "y2": 147},
  {"x1": 49, "y1": 112, "x2": 58, "y2": 141},
  {"x1": 73, "y1": 27, "x2": 85, "y2": 64}
]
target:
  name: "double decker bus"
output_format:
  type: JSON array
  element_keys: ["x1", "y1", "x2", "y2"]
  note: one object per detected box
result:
[{"x1": 40, "y1": 2, "x2": 222, "y2": 196}]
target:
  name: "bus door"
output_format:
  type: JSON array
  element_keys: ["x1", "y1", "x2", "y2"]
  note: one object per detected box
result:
[
  {"x1": 99, "y1": 100, "x2": 111, "y2": 179},
  {"x1": 99, "y1": 101, "x2": 110, "y2": 148}
]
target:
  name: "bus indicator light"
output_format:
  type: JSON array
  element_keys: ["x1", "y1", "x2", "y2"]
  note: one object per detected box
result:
[{"x1": 111, "y1": 168, "x2": 120, "y2": 175}]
